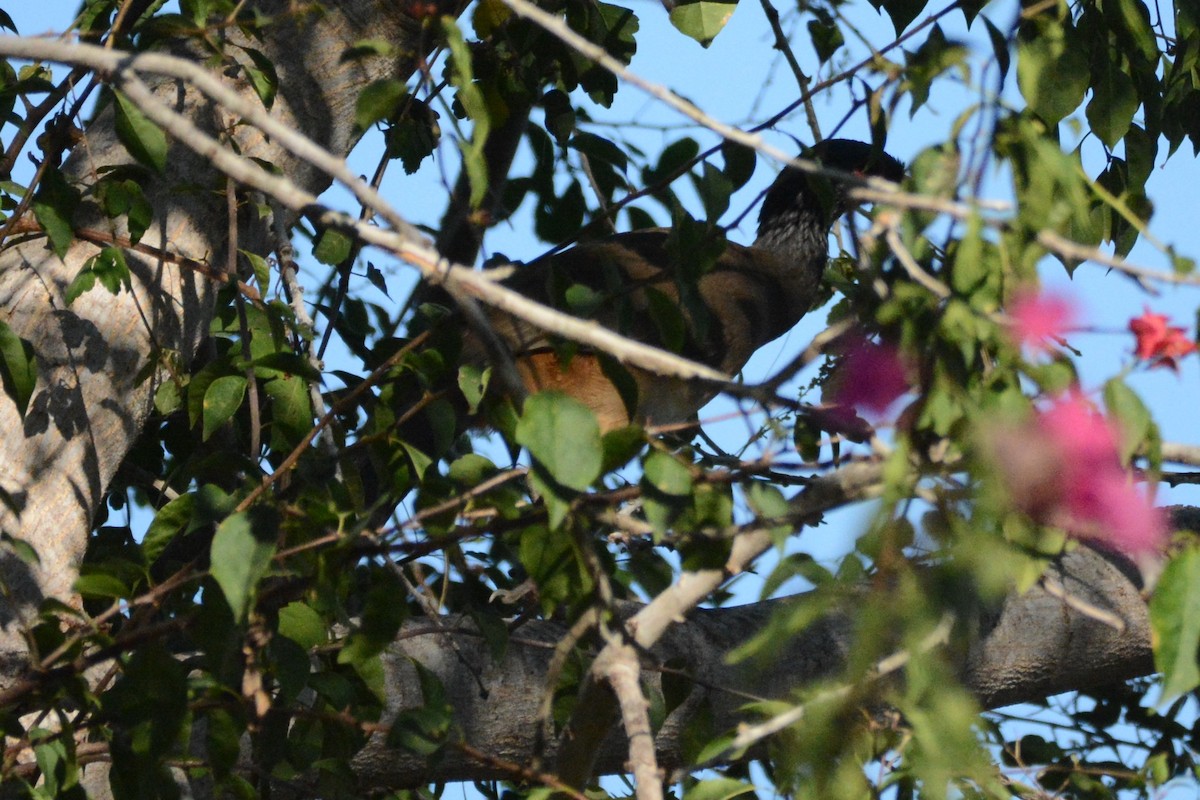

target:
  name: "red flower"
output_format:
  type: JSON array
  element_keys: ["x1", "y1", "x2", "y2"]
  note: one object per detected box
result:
[
  {"x1": 1129, "y1": 308, "x2": 1196, "y2": 371},
  {"x1": 1009, "y1": 289, "x2": 1077, "y2": 353},
  {"x1": 986, "y1": 392, "x2": 1166, "y2": 555},
  {"x1": 824, "y1": 339, "x2": 909, "y2": 420}
]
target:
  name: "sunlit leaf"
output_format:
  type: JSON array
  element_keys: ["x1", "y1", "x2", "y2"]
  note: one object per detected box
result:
[
  {"x1": 210, "y1": 511, "x2": 276, "y2": 623},
  {"x1": 516, "y1": 392, "x2": 602, "y2": 491},
  {"x1": 669, "y1": 0, "x2": 737, "y2": 47},
  {"x1": 113, "y1": 89, "x2": 168, "y2": 173},
  {"x1": 1150, "y1": 546, "x2": 1200, "y2": 701},
  {"x1": 202, "y1": 374, "x2": 247, "y2": 441}
]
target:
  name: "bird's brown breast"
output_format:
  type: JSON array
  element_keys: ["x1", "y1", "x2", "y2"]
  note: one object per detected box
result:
[{"x1": 463, "y1": 229, "x2": 822, "y2": 431}]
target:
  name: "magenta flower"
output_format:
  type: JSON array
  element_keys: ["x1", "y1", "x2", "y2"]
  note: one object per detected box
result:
[
  {"x1": 1054, "y1": 469, "x2": 1167, "y2": 555},
  {"x1": 1008, "y1": 289, "x2": 1077, "y2": 353},
  {"x1": 1036, "y1": 391, "x2": 1118, "y2": 467},
  {"x1": 988, "y1": 392, "x2": 1166, "y2": 555},
  {"x1": 824, "y1": 339, "x2": 910, "y2": 420}
]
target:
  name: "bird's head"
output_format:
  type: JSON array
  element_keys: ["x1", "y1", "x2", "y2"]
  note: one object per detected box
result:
[{"x1": 756, "y1": 138, "x2": 905, "y2": 253}]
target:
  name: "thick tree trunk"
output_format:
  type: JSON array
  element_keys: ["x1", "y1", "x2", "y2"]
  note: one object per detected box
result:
[
  {"x1": 311, "y1": 546, "x2": 1152, "y2": 791},
  {"x1": 0, "y1": 0, "x2": 464, "y2": 678}
]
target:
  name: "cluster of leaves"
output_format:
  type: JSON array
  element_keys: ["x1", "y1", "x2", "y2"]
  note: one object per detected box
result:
[{"x1": 1, "y1": 0, "x2": 1200, "y2": 798}]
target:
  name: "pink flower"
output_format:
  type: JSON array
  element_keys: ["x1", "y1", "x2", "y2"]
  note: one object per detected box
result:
[
  {"x1": 824, "y1": 339, "x2": 909, "y2": 419},
  {"x1": 1129, "y1": 308, "x2": 1196, "y2": 371},
  {"x1": 1036, "y1": 391, "x2": 1118, "y2": 467},
  {"x1": 1054, "y1": 469, "x2": 1167, "y2": 555},
  {"x1": 1009, "y1": 290, "x2": 1077, "y2": 353},
  {"x1": 987, "y1": 392, "x2": 1166, "y2": 555}
]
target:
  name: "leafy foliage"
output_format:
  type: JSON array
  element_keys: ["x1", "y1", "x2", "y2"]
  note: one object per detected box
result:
[{"x1": 0, "y1": 0, "x2": 1199, "y2": 798}]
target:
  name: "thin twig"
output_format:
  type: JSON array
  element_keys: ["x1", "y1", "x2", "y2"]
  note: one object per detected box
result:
[{"x1": 1038, "y1": 230, "x2": 1199, "y2": 289}]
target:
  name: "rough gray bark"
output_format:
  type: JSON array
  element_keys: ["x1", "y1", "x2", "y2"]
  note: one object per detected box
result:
[{"x1": 316, "y1": 546, "x2": 1151, "y2": 791}]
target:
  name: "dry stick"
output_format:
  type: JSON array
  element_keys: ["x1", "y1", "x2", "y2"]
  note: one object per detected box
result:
[
  {"x1": 756, "y1": 0, "x2": 822, "y2": 140},
  {"x1": 1160, "y1": 443, "x2": 1200, "y2": 467},
  {"x1": 602, "y1": 639, "x2": 664, "y2": 800},
  {"x1": 0, "y1": 35, "x2": 521, "y2": 400},
  {"x1": 268, "y1": 198, "x2": 339, "y2": 462},
  {"x1": 1037, "y1": 230, "x2": 1200, "y2": 289},
  {"x1": 228, "y1": 176, "x2": 263, "y2": 459},
  {"x1": 452, "y1": 741, "x2": 591, "y2": 800},
  {"x1": 883, "y1": 224, "x2": 951, "y2": 299}
]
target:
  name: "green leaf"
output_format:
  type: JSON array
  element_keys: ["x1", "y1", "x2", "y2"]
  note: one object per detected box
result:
[
  {"x1": 240, "y1": 46, "x2": 279, "y2": 109},
  {"x1": 31, "y1": 168, "x2": 79, "y2": 259},
  {"x1": 0, "y1": 320, "x2": 37, "y2": 417},
  {"x1": 250, "y1": 352, "x2": 321, "y2": 381},
  {"x1": 276, "y1": 599, "x2": 324, "y2": 652},
  {"x1": 202, "y1": 374, "x2": 247, "y2": 441},
  {"x1": 567, "y1": 131, "x2": 628, "y2": 171},
  {"x1": 695, "y1": 161, "x2": 733, "y2": 220},
  {"x1": 983, "y1": 17, "x2": 1011, "y2": 82},
  {"x1": 442, "y1": 17, "x2": 491, "y2": 206},
  {"x1": 1103, "y1": 378, "x2": 1153, "y2": 464},
  {"x1": 103, "y1": 644, "x2": 188, "y2": 767},
  {"x1": 313, "y1": 227, "x2": 353, "y2": 266},
  {"x1": 142, "y1": 493, "x2": 195, "y2": 563},
  {"x1": 515, "y1": 392, "x2": 603, "y2": 491},
  {"x1": 457, "y1": 363, "x2": 491, "y2": 415},
  {"x1": 951, "y1": 212, "x2": 985, "y2": 294},
  {"x1": 66, "y1": 247, "x2": 132, "y2": 305},
  {"x1": 264, "y1": 373, "x2": 313, "y2": 450},
  {"x1": 646, "y1": 138, "x2": 700, "y2": 185},
  {"x1": 365, "y1": 262, "x2": 389, "y2": 296},
  {"x1": 643, "y1": 451, "x2": 693, "y2": 496},
  {"x1": 97, "y1": 177, "x2": 153, "y2": 245},
  {"x1": 720, "y1": 140, "x2": 756, "y2": 189},
  {"x1": 668, "y1": 0, "x2": 737, "y2": 47},
  {"x1": 385, "y1": 99, "x2": 440, "y2": 174},
  {"x1": 683, "y1": 777, "x2": 755, "y2": 800},
  {"x1": 210, "y1": 511, "x2": 276, "y2": 623},
  {"x1": 807, "y1": 10, "x2": 844, "y2": 62},
  {"x1": 448, "y1": 453, "x2": 498, "y2": 486},
  {"x1": 338, "y1": 578, "x2": 408, "y2": 669},
  {"x1": 240, "y1": 248, "x2": 271, "y2": 290},
  {"x1": 904, "y1": 25, "x2": 969, "y2": 115},
  {"x1": 1149, "y1": 546, "x2": 1200, "y2": 701},
  {"x1": 872, "y1": 0, "x2": 928, "y2": 36},
  {"x1": 386, "y1": 661, "x2": 453, "y2": 755},
  {"x1": 543, "y1": 89, "x2": 576, "y2": 144},
  {"x1": 1086, "y1": 60, "x2": 1138, "y2": 148},
  {"x1": 74, "y1": 571, "x2": 130, "y2": 599},
  {"x1": 92, "y1": 246, "x2": 132, "y2": 294},
  {"x1": 356, "y1": 79, "x2": 407, "y2": 132},
  {"x1": 1108, "y1": 0, "x2": 1157, "y2": 62},
  {"x1": 1016, "y1": 20, "x2": 1089, "y2": 125},
  {"x1": 113, "y1": 89, "x2": 168, "y2": 173}
]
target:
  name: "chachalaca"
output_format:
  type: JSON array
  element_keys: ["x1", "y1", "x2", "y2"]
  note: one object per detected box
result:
[{"x1": 453, "y1": 138, "x2": 905, "y2": 432}]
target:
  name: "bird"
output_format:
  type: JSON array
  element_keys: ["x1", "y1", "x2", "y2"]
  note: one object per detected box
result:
[{"x1": 451, "y1": 138, "x2": 905, "y2": 433}]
